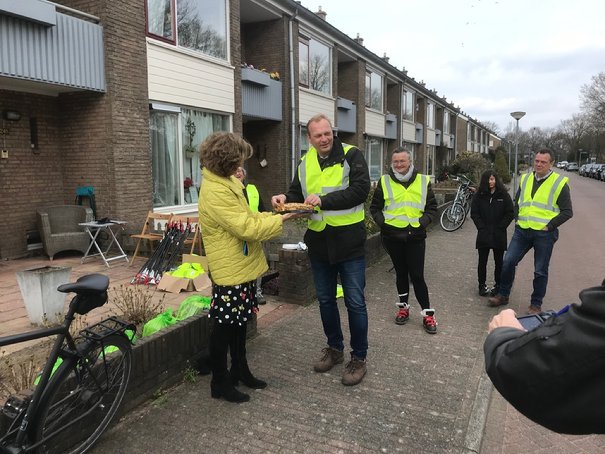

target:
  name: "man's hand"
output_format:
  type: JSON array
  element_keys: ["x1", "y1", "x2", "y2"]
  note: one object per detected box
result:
[
  {"x1": 488, "y1": 309, "x2": 525, "y2": 333},
  {"x1": 271, "y1": 194, "x2": 286, "y2": 208},
  {"x1": 304, "y1": 194, "x2": 322, "y2": 207}
]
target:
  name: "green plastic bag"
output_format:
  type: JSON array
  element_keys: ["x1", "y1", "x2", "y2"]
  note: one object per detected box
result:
[
  {"x1": 176, "y1": 295, "x2": 211, "y2": 320},
  {"x1": 142, "y1": 308, "x2": 177, "y2": 337}
]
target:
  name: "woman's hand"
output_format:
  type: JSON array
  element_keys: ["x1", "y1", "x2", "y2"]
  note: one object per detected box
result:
[{"x1": 488, "y1": 309, "x2": 525, "y2": 333}]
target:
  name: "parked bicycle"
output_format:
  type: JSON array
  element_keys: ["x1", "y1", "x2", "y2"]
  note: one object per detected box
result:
[
  {"x1": 439, "y1": 174, "x2": 475, "y2": 232},
  {"x1": 0, "y1": 274, "x2": 134, "y2": 454}
]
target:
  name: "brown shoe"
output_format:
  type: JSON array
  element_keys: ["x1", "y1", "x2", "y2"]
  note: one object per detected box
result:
[
  {"x1": 313, "y1": 347, "x2": 344, "y2": 373},
  {"x1": 342, "y1": 356, "x2": 367, "y2": 386},
  {"x1": 527, "y1": 305, "x2": 541, "y2": 315},
  {"x1": 487, "y1": 294, "x2": 509, "y2": 307}
]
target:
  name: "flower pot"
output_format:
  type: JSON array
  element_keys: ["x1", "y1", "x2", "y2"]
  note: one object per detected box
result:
[{"x1": 16, "y1": 266, "x2": 72, "y2": 325}]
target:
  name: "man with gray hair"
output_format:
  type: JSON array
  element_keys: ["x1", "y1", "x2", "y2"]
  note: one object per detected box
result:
[{"x1": 370, "y1": 147, "x2": 438, "y2": 333}]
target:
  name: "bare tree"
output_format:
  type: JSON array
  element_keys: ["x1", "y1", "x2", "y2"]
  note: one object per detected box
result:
[
  {"x1": 309, "y1": 53, "x2": 329, "y2": 93},
  {"x1": 580, "y1": 72, "x2": 605, "y2": 130},
  {"x1": 482, "y1": 121, "x2": 501, "y2": 135},
  {"x1": 559, "y1": 114, "x2": 591, "y2": 158}
]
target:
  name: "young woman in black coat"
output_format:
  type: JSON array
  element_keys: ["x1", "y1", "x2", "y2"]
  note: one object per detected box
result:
[{"x1": 470, "y1": 170, "x2": 514, "y2": 296}]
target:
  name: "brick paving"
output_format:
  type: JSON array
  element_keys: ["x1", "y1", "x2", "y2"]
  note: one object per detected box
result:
[{"x1": 3, "y1": 192, "x2": 604, "y2": 452}]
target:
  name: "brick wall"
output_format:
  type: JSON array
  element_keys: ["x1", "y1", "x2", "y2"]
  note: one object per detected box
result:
[
  {"x1": 0, "y1": 0, "x2": 153, "y2": 258},
  {"x1": 337, "y1": 59, "x2": 365, "y2": 149},
  {"x1": 241, "y1": 17, "x2": 293, "y2": 199},
  {"x1": 0, "y1": 92, "x2": 63, "y2": 258}
]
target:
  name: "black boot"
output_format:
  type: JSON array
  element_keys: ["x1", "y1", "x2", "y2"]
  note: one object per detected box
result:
[
  {"x1": 209, "y1": 322, "x2": 250, "y2": 403},
  {"x1": 230, "y1": 323, "x2": 267, "y2": 389}
]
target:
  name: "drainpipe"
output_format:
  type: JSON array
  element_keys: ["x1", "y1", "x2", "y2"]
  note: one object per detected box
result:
[{"x1": 288, "y1": 9, "x2": 298, "y2": 181}]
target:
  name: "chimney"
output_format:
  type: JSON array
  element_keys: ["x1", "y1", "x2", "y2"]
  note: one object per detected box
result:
[
  {"x1": 382, "y1": 52, "x2": 389, "y2": 63},
  {"x1": 315, "y1": 6, "x2": 327, "y2": 20},
  {"x1": 354, "y1": 33, "x2": 364, "y2": 46}
]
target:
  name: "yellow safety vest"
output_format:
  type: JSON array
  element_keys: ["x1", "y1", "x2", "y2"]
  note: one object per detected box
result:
[
  {"x1": 245, "y1": 184, "x2": 260, "y2": 212},
  {"x1": 381, "y1": 173, "x2": 428, "y2": 228},
  {"x1": 299, "y1": 144, "x2": 365, "y2": 232},
  {"x1": 517, "y1": 172, "x2": 568, "y2": 230}
]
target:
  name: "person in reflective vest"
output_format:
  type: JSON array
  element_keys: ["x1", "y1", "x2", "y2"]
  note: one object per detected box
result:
[
  {"x1": 235, "y1": 166, "x2": 267, "y2": 304},
  {"x1": 271, "y1": 114, "x2": 370, "y2": 386},
  {"x1": 489, "y1": 149, "x2": 573, "y2": 313},
  {"x1": 370, "y1": 147, "x2": 438, "y2": 333}
]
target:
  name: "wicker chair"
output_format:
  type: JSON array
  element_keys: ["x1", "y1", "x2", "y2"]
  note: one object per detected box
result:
[{"x1": 37, "y1": 205, "x2": 94, "y2": 260}]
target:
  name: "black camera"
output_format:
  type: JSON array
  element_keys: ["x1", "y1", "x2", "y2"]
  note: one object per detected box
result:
[{"x1": 516, "y1": 310, "x2": 556, "y2": 330}]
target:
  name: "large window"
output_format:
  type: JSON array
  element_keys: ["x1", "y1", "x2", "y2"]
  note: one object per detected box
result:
[
  {"x1": 366, "y1": 137, "x2": 384, "y2": 182},
  {"x1": 365, "y1": 70, "x2": 383, "y2": 111},
  {"x1": 298, "y1": 126, "x2": 309, "y2": 161},
  {"x1": 403, "y1": 90, "x2": 414, "y2": 121},
  {"x1": 299, "y1": 36, "x2": 331, "y2": 94},
  {"x1": 426, "y1": 102, "x2": 435, "y2": 129},
  {"x1": 443, "y1": 111, "x2": 450, "y2": 134},
  {"x1": 146, "y1": 0, "x2": 227, "y2": 60},
  {"x1": 150, "y1": 106, "x2": 229, "y2": 208}
]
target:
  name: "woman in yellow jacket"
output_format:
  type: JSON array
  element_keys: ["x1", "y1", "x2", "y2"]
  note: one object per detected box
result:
[{"x1": 198, "y1": 132, "x2": 295, "y2": 403}]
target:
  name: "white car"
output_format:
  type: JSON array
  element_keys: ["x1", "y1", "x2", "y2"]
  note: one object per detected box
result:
[{"x1": 566, "y1": 162, "x2": 579, "y2": 171}]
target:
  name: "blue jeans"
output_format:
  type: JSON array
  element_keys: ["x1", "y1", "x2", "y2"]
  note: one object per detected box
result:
[
  {"x1": 310, "y1": 257, "x2": 368, "y2": 359},
  {"x1": 499, "y1": 226, "x2": 559, "y2": 307}
]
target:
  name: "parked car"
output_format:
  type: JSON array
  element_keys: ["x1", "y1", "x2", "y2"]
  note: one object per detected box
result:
[
  {"x1": 566, "y1": 162, "x2": 579, "y2": 171},
  {"x1": 557, "y1": 161, "x2": 569, "y2": 169},
  {"x1": 594, "y1": 163, "x2": 605, "y2": 180}
]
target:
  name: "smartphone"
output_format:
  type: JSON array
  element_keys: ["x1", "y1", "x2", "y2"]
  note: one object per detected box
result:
[
  {"x1": 516, "y1": 314, "x2": 546, "y2": 330},
  {"x1": 517, "y1": 311, "x2": 557, "y2": 331}
]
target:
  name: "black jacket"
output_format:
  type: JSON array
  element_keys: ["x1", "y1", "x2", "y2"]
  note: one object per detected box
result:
[
  {"x1": 285, "y1": 137, "x2": 370, "y2": 264},
  {"x1": 369, "y1": 168, "x2": 437, "y2": 242},
  {"x1": 484, "y1": 283, "x2": 605, "y2": 434},
  {"x1": 470, "y1": 188, "x2": 514, "y2": 250}
]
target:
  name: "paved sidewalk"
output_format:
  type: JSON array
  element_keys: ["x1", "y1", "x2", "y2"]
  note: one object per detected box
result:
[{"x1": 91, "y1": 221, "x2": 500, "y2": 454}]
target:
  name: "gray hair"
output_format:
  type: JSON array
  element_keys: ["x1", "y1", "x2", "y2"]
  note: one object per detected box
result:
[{"x1": 392, "y1": 147, "x2": 413, "y2": 163}]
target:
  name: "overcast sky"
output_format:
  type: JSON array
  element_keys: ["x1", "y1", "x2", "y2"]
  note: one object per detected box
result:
[{"x1": 304, "y1": 0, "x2": 605, "y2": 133}]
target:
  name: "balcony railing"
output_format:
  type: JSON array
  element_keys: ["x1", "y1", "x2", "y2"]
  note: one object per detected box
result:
[
  {"x1": 241, "y1": 68, "x2": 282, "y2": 121},
  {"x1": 0, "y1": 3, "x2": 105, "y2": 92},
  {"x1": 336, "y1": 97, "x2": 356, "y2": 133}
]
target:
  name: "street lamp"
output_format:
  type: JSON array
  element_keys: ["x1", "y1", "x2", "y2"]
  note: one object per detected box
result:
[{"x1": 510, "y1": 111, "x2": 526, "y2": 196}]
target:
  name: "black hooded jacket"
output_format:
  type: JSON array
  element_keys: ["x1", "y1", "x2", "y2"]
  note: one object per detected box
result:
[{"x1": 470, "y1": 187, "x2": 514, "y2": 250}]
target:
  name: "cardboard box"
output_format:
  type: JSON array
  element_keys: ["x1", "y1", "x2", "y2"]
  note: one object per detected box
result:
[{"x1": 157, "y1": 254, "x2": 212, "y2": 295}]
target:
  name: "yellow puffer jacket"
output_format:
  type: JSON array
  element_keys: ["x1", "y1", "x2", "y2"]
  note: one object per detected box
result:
[{"x1": 198, "y1": 167, "x2": 283, "y2": 286}]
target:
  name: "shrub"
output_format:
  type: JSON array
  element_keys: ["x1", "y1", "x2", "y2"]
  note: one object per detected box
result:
[
  {"x1": 448, "y1": 151, "x2": 490, "y2": 184},
  {"x1": 364, "y1": 184, "x2": 380, "y2": 235},
  {"x1": 494, "y1": 150, "x2": 512, "y2": 183},
  {"x1": 110, "y1": 284, "x2": 166, "y2": 328}
]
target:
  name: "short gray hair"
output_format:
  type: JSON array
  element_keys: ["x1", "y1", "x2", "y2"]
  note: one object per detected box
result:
[{"x1": 392, "y1": 147, "x2": 413, "y2": 162}]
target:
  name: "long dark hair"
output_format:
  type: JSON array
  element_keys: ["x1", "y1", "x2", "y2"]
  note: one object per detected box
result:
[{"x1": 478, "y1": 170, "x2": 506, "y2": 194}]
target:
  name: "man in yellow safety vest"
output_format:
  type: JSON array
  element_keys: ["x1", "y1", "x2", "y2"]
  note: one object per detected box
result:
[
  {"x1": 271, "y1": 114, "x2": 370, "y2": 386},
  {"x1": 488, "y1": 148, "x2": 573, "y2": 314}
]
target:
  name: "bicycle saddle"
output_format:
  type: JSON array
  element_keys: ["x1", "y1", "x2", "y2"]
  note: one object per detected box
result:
[{"x1": 57, "y1": 273, "x2": 109, "y2": 294}]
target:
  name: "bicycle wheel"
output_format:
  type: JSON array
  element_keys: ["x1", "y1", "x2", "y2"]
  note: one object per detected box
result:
[
  {"x1": 33, "y1": 334, "x2": 131, "y2": 454},
  {"x1": 440, "y1": 203, "x2": 466, "y2": 232}
]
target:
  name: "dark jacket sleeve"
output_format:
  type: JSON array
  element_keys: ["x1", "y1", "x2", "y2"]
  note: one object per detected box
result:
[
  {"x1": 470, "y1": 193, "x2": 485, "y2": 230},
  {"x1": 419, "y1": 183, "x2": 437, "y2": 228},
  {"x1": 257, "y1": 194, "x2": 266, "y2": 213},
  {"x1": 547, "y1": 183, "x2": 573, "y2": 230},
  {"x1": 369, "y1": 181, "x2": 385, "y2": 227},
  {"x1": 484, "y1": 284, "x2": 605, "y2": 434},
  {"x1": 320, "y1": 147, "x2": 371, "y2": 211},
  {"x1": 499, "y1": 191, "x2": 515, "y2": 230}
]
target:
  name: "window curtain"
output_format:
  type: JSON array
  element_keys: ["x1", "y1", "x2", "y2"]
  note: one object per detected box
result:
[{"x1": 151, "y1": 112, "x2": 179, "y2": 208}]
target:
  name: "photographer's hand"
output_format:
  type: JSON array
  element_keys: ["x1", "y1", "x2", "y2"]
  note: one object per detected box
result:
[{"x1": 488, "y1": 309, "x2": 525, "y2": 333}]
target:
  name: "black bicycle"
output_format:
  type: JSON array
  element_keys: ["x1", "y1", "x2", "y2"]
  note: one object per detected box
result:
[{"x1": 0, "y1": 274, "x2": 134, "y2": 454}]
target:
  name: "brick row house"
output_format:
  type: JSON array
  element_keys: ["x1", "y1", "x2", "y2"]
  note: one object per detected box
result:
[{"x1": 0, "y1": 0, "x2": 500, "y2": 259}]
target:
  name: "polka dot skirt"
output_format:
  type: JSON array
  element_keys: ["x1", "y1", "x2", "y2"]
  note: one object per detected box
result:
[{"x1": 208, "y1": 280, "x2": 258, "y2": 325}]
